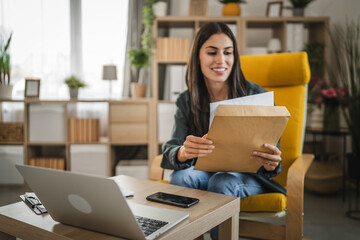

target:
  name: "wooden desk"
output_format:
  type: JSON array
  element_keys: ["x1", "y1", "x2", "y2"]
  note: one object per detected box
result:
[{"x1": 0, "y1": 175, "x2": 240, "y2": 240}]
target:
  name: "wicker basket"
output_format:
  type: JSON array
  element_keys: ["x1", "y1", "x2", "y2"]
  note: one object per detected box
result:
[{"x1": 0, "y1": 123, "x2": 24, "y2": 142}]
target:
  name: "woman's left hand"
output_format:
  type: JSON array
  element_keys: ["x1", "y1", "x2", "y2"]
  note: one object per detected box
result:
[{"x1": 250, "y1": 144, "x2": 281, "y2": 171}]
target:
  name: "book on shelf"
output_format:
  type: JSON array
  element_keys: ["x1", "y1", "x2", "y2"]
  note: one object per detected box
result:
[
  {"x1": 156, "y1": 37, "x2": 190, "y2": 61},
  {"x1": 29, "y1": 158, "x2": 65, "y2": 170},
  {"x1": 286, "y1": 23, "x2": 304, "y2": 53},
  {"x1": 68, "y1": 118, "x2": 100, "y2": 142}
]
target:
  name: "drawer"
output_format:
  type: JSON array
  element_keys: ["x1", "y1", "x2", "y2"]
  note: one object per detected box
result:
[
  {"x1": 110, "y1": 103, "x2": 148, "y2": 123},
  {"x1": 110, "y1": 123, "x2": 148, "y2": 142}
]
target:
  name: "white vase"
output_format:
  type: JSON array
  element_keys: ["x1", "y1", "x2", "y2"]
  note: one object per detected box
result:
[
  {"x1": 153, "y1": 2, "x2": 167, "y2": 17},
  {"x1": 310, "y1": 105, "x2": 324, "y2": 129},
  {"x1": 0, "y1": 85, "x2": 13, "y2": 99}
]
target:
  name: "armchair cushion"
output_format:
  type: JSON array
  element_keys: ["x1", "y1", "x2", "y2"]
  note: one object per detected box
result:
[{"x1": 240, "y1": 193, "x2": 286, "y2": 212}]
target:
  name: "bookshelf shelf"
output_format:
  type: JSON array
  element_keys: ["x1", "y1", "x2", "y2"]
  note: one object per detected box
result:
[{"x1": 0, "y1": 98, "x2": 153, "y2": 181}]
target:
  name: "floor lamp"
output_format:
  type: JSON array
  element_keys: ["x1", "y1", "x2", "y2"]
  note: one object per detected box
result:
[{"x1": 102, "y1": 65, "x2": 117, "y2": 99}]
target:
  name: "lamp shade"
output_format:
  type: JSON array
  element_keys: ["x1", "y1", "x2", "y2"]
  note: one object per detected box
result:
[
  {"x1": 102, "y1": 65, "x2": 117, "y2": 80},
  {"x1": 267, "y1": 38, "x2": 281, "y2": 53}
]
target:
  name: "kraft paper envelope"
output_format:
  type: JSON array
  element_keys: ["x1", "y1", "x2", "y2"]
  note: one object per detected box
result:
[{"x1": 194, "y1": 105, "x2": 290, "y2": 173}]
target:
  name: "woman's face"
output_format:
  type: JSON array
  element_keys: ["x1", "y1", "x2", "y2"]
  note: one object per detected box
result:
[{"x1": 199, "y1": 33, "x2": 234, "y2": 85}]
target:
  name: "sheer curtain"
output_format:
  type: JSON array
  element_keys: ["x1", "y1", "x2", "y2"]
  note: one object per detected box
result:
[
  {"x1": 122, "y1": 0, "x2": 144, "y2": 98},
  {"x1": 0, "y1": 0, "x2": 129, "y2": 100},
  {"x1": 80, "y1": 0, "x2": 128, "y2": 99},
  {"x1": 0, "y1": 0, "x2": 71, "y2": 99},
  {"x1": 1, "y1": 0, "x2": 129, "y2": 129}
]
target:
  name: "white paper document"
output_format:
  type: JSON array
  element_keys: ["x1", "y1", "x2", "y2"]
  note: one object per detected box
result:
[{"x1": 209, "y1": 91, "x2": 274, "y2": 128}]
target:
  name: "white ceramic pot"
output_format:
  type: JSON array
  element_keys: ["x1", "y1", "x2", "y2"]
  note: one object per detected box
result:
[
  {"x1": 0, "y1": 85, "x2": 13, "y2": 99},
  {"x1": 69, "y1": 88, "x2": 79, "y2": 99},
  {"x1": 153, "y1": 2, "x2": 167, "y2": 17}
]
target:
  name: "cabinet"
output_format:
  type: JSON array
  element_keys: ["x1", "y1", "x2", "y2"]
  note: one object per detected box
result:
[
  {"x1": 0, "y1": 98, "x2": 155, "y2": 183},
  {"x1": 152, "y1": 16, "x2": 329, "y2": 157}
]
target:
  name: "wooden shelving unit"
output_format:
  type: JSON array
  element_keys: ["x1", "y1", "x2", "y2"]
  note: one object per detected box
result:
[{"x1": 0, "y1": 98, "x2": 155, "y2": 180}]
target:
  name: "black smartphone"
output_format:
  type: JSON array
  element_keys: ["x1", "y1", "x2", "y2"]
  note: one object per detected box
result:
[{"x1": 146, "y1": 192, "x2": 199, "y2": 208}]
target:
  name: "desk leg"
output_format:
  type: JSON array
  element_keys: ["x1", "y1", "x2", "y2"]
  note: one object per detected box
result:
[
  {"x1": 0, "y1": 232, "x2": 16, "y2": 240},
  {"x1": 343, "y1": 134, "x2": 347, "y2": 202},
  {"x1": 219, "y1": 214, "x2": 239, "y2": 240}
]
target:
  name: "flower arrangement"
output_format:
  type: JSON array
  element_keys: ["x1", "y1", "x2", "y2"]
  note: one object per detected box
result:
[{"x1": 309, "y1": 77, "x2": 345, "y2": 107}]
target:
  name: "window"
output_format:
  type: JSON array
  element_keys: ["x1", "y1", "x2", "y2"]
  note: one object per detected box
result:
[
  {"x1": 0, "y1": 0, "x2": 70, "y2": 98},
  {"x1": 81, "y1": 0, "x2": 128, "y2": 99},
  {"x1": 0, "y1": 0, "x2": 128, "y2": 99}
]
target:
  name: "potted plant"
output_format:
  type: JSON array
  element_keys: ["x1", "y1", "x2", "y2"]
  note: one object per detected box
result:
[
  {"x1": 329, "y1": 20, "x2": 360, "y2": 181},
  {"x1": 64, "y1": 75, "x2": 86, "y2": 99},
  {"x1": 0, "y1": 32, "x2": 13, "y2": 99},
  {"x1": 287, "y1": 0, "x2": 315, "y2": 16},
  {"x1": 218, "y1": 0, "x2": 246, "y2": 16},
  {"x1": 128, "y1": 48, "x2": 148, "y2": 98},
  {"x1": 128, "y1": 0, "x2": 156, "y2": 98}
]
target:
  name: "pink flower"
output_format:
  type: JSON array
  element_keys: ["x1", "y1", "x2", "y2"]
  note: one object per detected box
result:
[
  {"x1": 336, "y1": 87, "x2": 346, "y2": 97},
  {"x1": 314, "y1": 96, "x2": 323, "y2": 103},
  {"x1": 322, "y1": 88, "x2": 337, "y2": 98}
]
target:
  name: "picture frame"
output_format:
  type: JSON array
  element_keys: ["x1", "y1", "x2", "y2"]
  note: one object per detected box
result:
[
  {"x1": 25, "y1": 78, "x2": 41, "y2": 98},
  {"x1": 188, "y1": 0, "x2": 208, "y2": 16},
  {"x1": 266, "y1": 1, "x2": 283, "y2": 17}
]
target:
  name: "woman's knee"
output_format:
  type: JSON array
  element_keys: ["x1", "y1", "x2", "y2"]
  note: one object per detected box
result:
[
  {"x1": 207, "y1": 173, "x2": 239, "y2": 195},
  {"x1": 169, "y1": 169, "x2": 192, "y2": 187},
  {"x1": 169, "y1": 168, "x2": 211, "y2": 190}
]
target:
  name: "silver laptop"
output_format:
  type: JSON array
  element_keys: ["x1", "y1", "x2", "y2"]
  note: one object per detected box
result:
[{"x1": 16, "y1": 165, "x2": 189, "y2": 240}]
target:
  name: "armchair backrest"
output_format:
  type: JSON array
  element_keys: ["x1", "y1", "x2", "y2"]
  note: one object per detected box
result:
[{"x1": 240, "y1": 52, "x2": 311, "y2": 187}]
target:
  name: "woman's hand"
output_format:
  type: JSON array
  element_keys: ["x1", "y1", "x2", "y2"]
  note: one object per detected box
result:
[
  {"x1": 250, "y1": 144, "x2": 281, "y2": 171},
  {"x1": 177, "y1": 134, "x2": 214, "y2": 162}
]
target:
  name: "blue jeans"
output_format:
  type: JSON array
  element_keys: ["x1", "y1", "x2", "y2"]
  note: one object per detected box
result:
[{"x1": 170, "y1": 167, "x2": 269, "y2": 240}]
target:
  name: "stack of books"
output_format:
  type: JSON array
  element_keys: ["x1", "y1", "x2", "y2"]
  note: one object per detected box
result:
[
  {"x1": 68, "y1": 118, "x2": 100, "y2": 142},
  {"x1": 29, "y1": 158, "x2": 65, "y2": 170},
  {"x1": 156, "y1": 37, "x2": 190, "y2": 61},
  {"x1": 286, "y1": 23, "x2": 304, "y2": 52}
]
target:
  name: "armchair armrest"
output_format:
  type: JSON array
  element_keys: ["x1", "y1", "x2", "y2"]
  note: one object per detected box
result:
[
  {"x1": 285, "y1": 153, "x2": 314, "y2": 239},
  {"x1": 149, "y1": 155, "x2": 164, "y2": 181}
]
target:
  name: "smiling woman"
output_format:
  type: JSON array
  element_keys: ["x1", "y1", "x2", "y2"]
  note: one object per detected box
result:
[
  {"x1": 161, "y1": 22, "x2": 285, "y2": 240},
  {"x1": 199, "y1": 33, "x2": 234, "y2": 101}
]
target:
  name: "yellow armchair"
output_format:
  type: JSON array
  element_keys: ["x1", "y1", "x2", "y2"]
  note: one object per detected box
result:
[{"x1": 150, "y1": 52, "x2": 314, "y2": 240}]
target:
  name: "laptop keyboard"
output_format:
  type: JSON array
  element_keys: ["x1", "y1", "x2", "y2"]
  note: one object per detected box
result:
[{"x1": 135, "y1": 216, "x2": 168, "y2": 237}]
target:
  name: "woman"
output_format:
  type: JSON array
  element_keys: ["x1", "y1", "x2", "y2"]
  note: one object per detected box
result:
[{"x1": 161, "y1": 22, "x2": 285, "y2": 240}]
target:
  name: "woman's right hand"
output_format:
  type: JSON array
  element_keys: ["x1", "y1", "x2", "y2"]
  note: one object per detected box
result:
[{"x1": 177, "y1": 134, "x2": 214, "y2": 162}]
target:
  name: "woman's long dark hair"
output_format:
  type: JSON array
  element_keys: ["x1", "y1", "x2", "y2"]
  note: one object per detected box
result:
[{"x1": 186, "y1": 22, "x2": 248, "y2": 136}]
